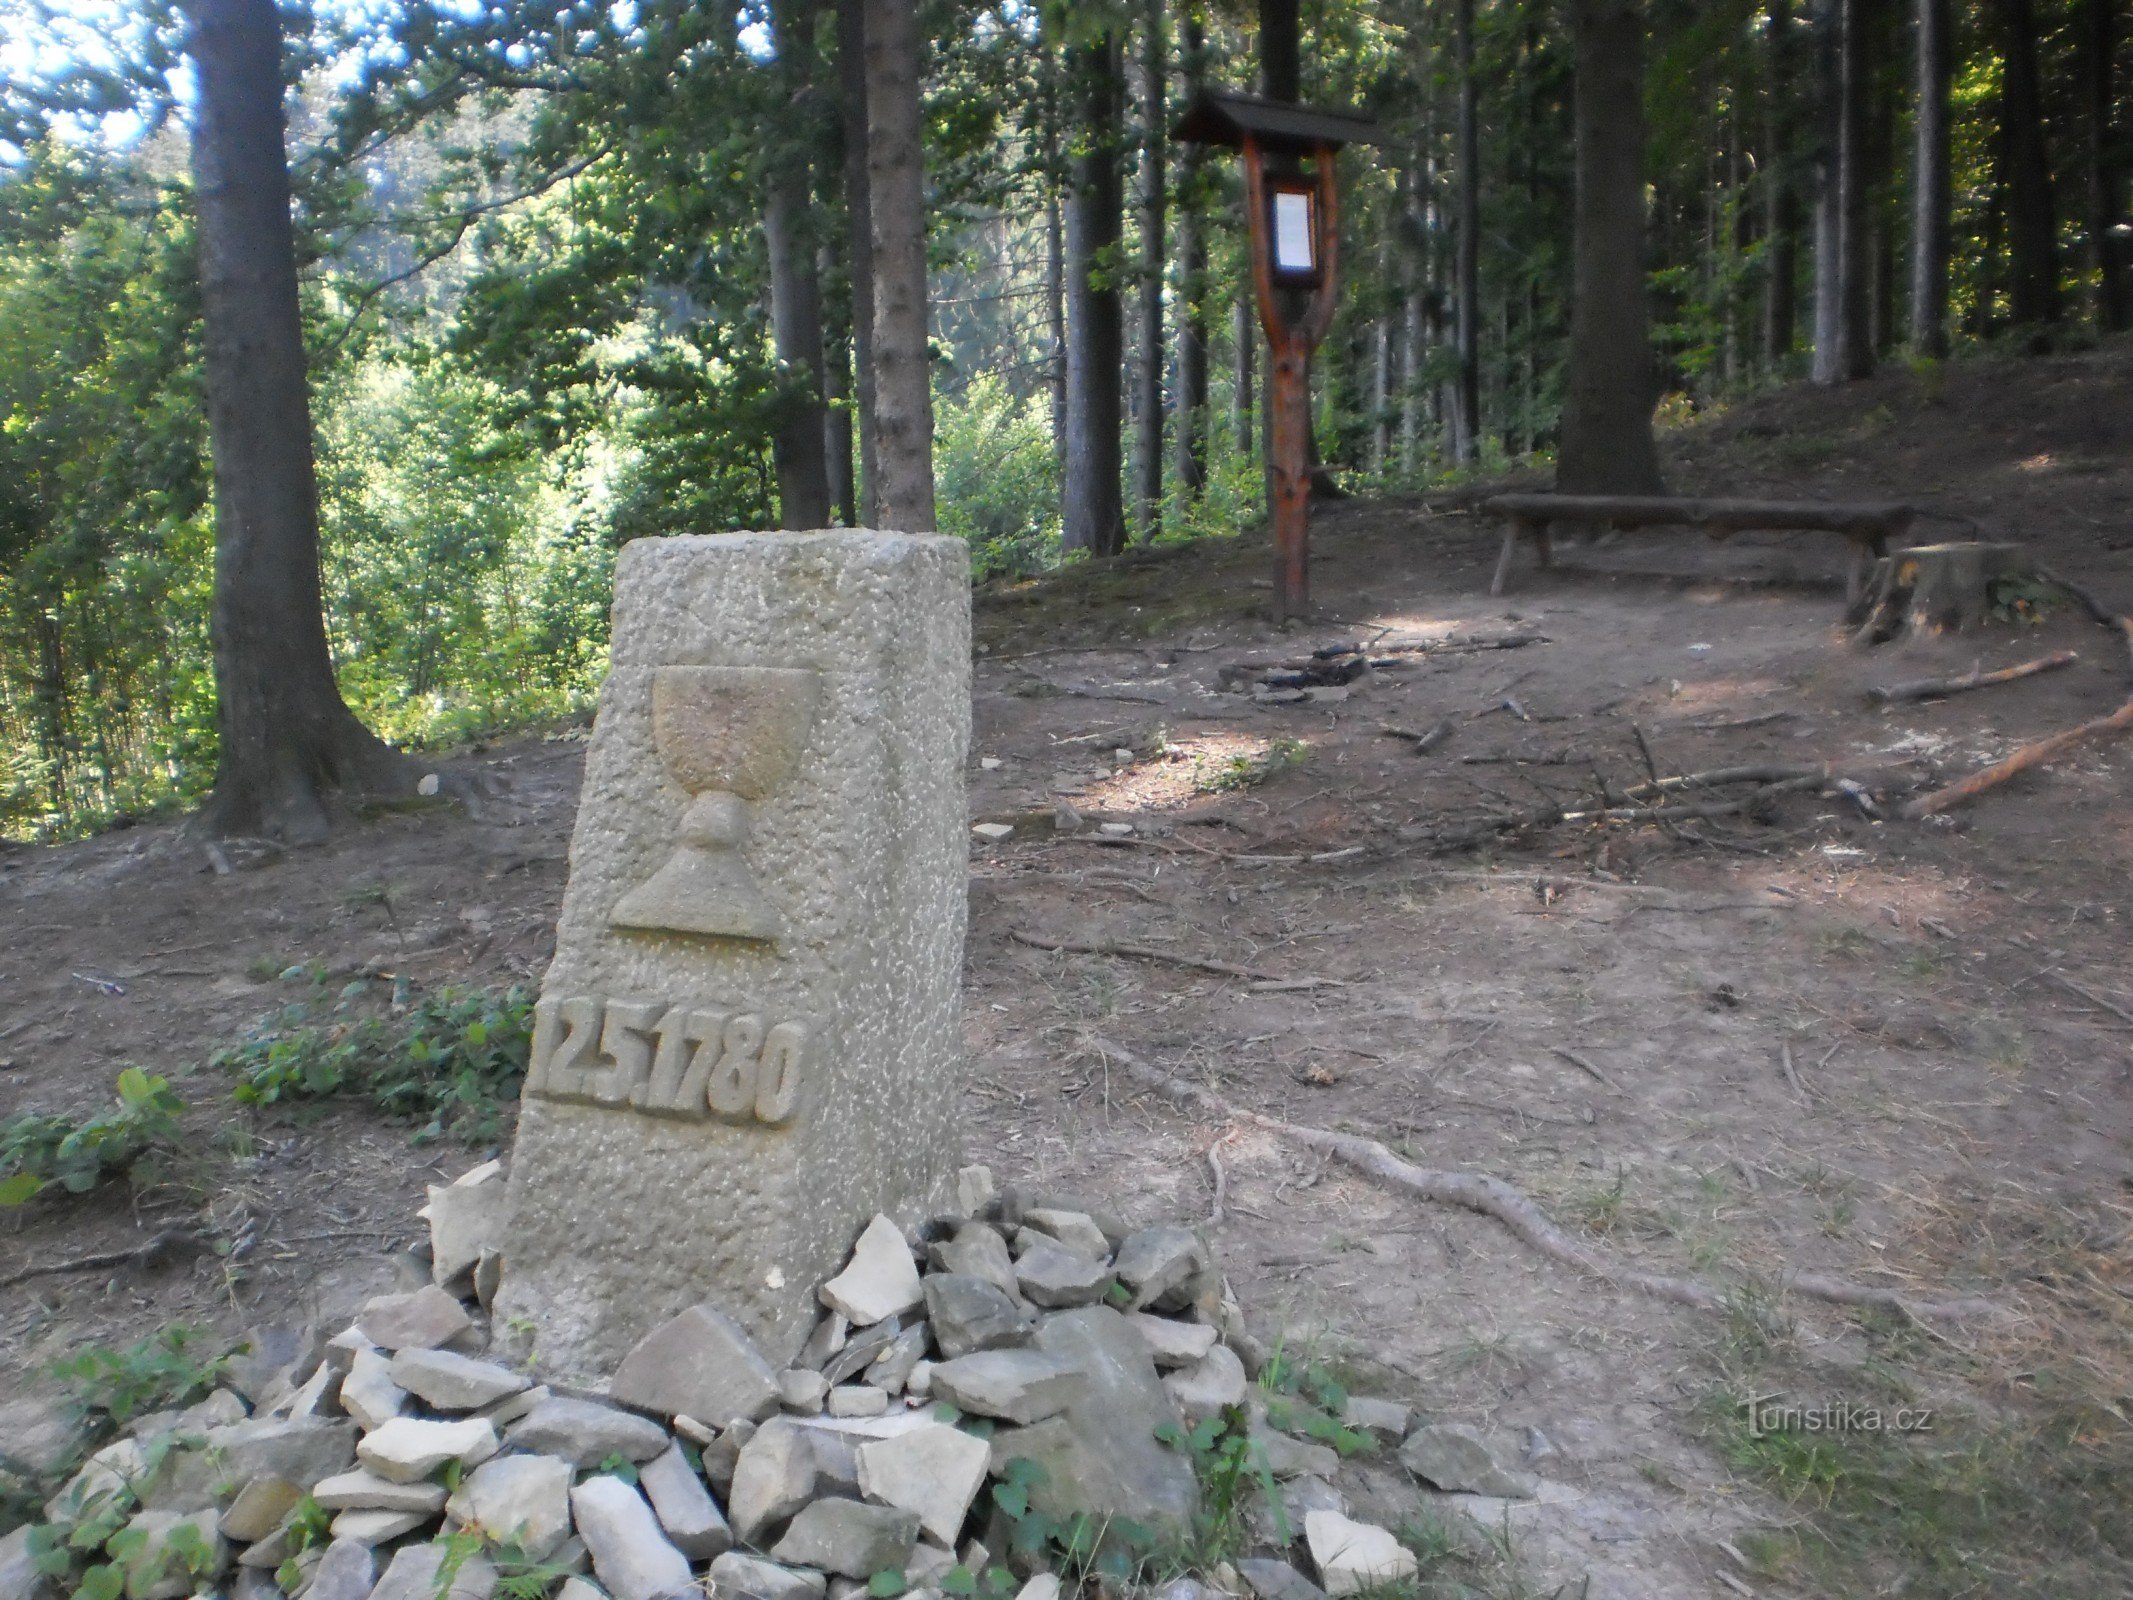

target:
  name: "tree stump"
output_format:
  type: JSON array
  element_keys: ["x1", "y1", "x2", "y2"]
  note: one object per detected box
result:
[{"x1": 1847, "y1": 542, "x2": 2033, "y2": 646}]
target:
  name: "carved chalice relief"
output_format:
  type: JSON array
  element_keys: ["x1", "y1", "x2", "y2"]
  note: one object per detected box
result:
[{"x1": 610, "y1": 665, "x2": 821, "y2": 941}]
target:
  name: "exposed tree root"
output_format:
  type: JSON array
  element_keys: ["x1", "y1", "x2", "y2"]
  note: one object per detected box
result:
[
  {"x1": 1086, "y1": 1035, "x2": 2004, "y2": 1325},
  {"x1": 1010, "y1": 930, "x2": 1342, "y2": 989},
  {"x1": 0, "y1": 1229, "x2": 209, "y2": 1290}
]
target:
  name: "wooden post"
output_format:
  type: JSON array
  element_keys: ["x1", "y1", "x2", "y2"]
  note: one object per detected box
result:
[{"x1": 1240, "y1": 134, "x2": 1341, "y2": 620}]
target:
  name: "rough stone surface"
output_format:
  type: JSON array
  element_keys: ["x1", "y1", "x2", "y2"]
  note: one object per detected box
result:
[
  {"x1": 356, "y1": 1416, "x2": 499, "y2": 1483},
  {"x1": 1342, "y1": 1397, "x2": 1411, "y2": 1438},
  {"x1": 219, "y1": 1478, "x2": 301, "y2": 1544},
  {"x1": 1304, "y1": 1511, "x2": 1417, "y2": 1597},
  {"x1": 985, "y1": 1307, "x2": 1198, "y2": 1541},
  {"x1": 780, "y1": 1369, "x2": 831, "y2": 1413},
  {"x1": 867, "y1": 1325, "x2": 930, "y2": 1394},
  {"x1": 302, "y1": 1538, "x2": 377, "y2": 1600},
  {"x1": 1123, "y1": 1312, "x2": 1218, "y2": 1369},
  {"x1": 1256, "y1": 1428, "x2": 1340, "y2": 1482},
  {"x1": 1111, "y1": 1227, "x2": 1209, "y2": 1312},
  {"x1": 1397, "y1": 1424, "x2": 1535, "y2": 1499},
  {"x1": 709, "y1": 1552, "x2": 829, "y2": 1600},
  {"x1": 791, "y1": 1414, "x2": 931, "y2": 1493},
  {"x1": 821, "y1": 1319, "x2": 903, "y2": 1386},
  {"x1": 1011, "y1": 1244, "x2": 1110, "y2": 1309},
  {"x1": 929, "y1": 1224, "x2": 1020, "y2": 1301},
  {"x1": 425, "y1": 1161, "x2": 510, "y2": 1289},
  {"x1": 640, "y1": 1443, "x2": 734, "y2": 1560},
  {"x1": 1237, "y1": 1558, "x2": 1328, "y2": 1600},
  {"x1": 0, "y1": 1525, "x2": 48, "y2": 1600},
  {"x1": 728, "y1": 1416, "x2": 819, "y2": 1543},
  {"x1": 328, "y1": 1507, "x2": 432, "y2": 1546},
  {"x1": 611, "y1": 1304, "x2": 782, "y2": 1425},
  {"x1": 827, "y1": 1385, "x2": 888, "y2": 1418},
  {"x1": 390, "y1": 1348, "x2": 530, "y2": 1411},
  {"x1": 339, "y1": 1345, "x2": 408, "y2": 1431},
  {"x1": 496, "y1": 532, "x2": 971, "y2": 1377},
  {"x1": 356, "y1": 1285, "x2": 473, "y2": 1350},
  {"x1": 505, "y1": 1396, "x2": 670, "y2": 1466},
  {"x1": 923, "y1": 1275, "x2": 1033, "y2": 1360},
  {"x1": 447, "y1": 1453, "x2": 575, "y2": 1560},
  {"x1": 769, "y1": 1497, "x2": 921, "y2": 1578},
  {"x1": 573, "y1": 1476, "x2": 694, "y2": 1600},
  {"x1": 1013, "y1": 1576, "x2": 1060, "y2": 1600},
  {"x1": 855, "y1": 1422, "x2": 991, "y2": 1544},
  {"x1": 820, "y1": 1215, "x2": 926, "y2": 1327},
  {"x1": 1163, "y1": 1345, "x2": 1247, "y2": 1421},
  {"x1": 149, "y1": 1419, "x2": 356, "y2": 1509},
  {"x1": 312, "y1": 1468, "x2": 450, "y2": 1514},
  {"x1": 0, "y1": 1396, "x2": 86, "y2": 1480},
  {"x1": 556, "y1": 1581, "x2": 604, "y2": 1600},
  {"x1": 1018, "y1": 1210, "x2": 1110, "y2": 1260},
  {"x1": 926, "y1": 1350, "x2": 1082, "y2": 1424},
  {"x1": 371, "y1": 1542, "x2": 499, "y2": 1600}
]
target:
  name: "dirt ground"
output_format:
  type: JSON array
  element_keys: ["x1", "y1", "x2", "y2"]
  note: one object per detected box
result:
[{"x1": 5, "y1": 345, "x2": 2132, "y2": 1599}]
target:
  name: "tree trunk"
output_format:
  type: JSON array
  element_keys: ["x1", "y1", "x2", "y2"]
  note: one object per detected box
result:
[
  {"x1": 1134, "y1": 0, "x2": 1167, "y2": 541},
  {"x1": 1909, "y1": 0, "x2": 1952, "y2": 355},
  {"x1": 186, "y1": 0, "x2": 407, "y2": 842},
  {"x1": 1370, "y1": 287, "x2": 1392, "y2": 476},
  {"x1": 1992, "y1": 0, "x2": 2061, "y2": 327},
  {"x1": 1763, "y1": 0, "x2": 1800, "y2": 363},
  {"x1": 1232, "y1": 297, "x2": 1255, "y2": 458},
  {"x1": 1557, "y1": 0, "x2": 1665, "y2": 495},
  {"x1": 1172, "y1": 6, "x2": 1210, "y2": 501},
  {"x1": 765, "y1": 0, "x2": 832, "y2": 531},
  {"x1": 1061, "y1": 33, "x2": 1126, "y2": 558},
  {"x1": 1258, "y1": 0, "x2": 1299, "y2": 99},
  {"x1": 864, "y1": 0, "x2": 934, "y2": 531},
  {"x1": 2080, "y1": 0, "x2": 2129, "y2": 330},
  {"x1": 1810, "y1": 0, "x2": 1872, "y2": 380},
  {"x1": 1451, "y1": 0, "x2": 1482, "y2": 463},
  {"x1": 1046, "y1": 177, "x2": 1067, "y2": 465},
  {"x1": 821, "y1": 245, "x2": 858, "y2": 524},
  {"x1": 837, "y1": 0, "x2": 879, "y2": 524}
]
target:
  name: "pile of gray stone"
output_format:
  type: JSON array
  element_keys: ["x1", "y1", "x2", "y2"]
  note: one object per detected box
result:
[{"x1": 4, "y1": 1161, "x2": 1545, "y2": 1600}]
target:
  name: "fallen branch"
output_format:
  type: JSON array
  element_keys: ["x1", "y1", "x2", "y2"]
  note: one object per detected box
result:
[
  {"x1": 1009, "y1": 929, "x2": 1342, "y2": 989},
  {"x1": 1899, "y1": 699, "x2": 2133, "y2": 818},
  {"x1": 2046, "y1": 970, "x2": 2133, "y2": 1026},
  {"x1": 1618, "y1": 763, "x2": 1828, "y2": 800},
  {"x1": 1868, "y1": 650, "x2": 2079, "y2": 706},
  {"x1": 1549, "y1": 1046, "x2": 1618, "y2": 1091},
  {"x1": 0, "y1": 1229, "x2": 209, "y2": 1290},
  {"x1": 1380, "y1": 718, "x2": 1456, "y2": 754},
  {"x1": 2036, "y1": 567, "x2": 2133, "y2": 685},
  {"x1": 1316, "y1": 633, "x2": 1547, "y2": 659},
  {"x1": 1090, "y1": 1036, "x2": 2001, "y2": 1324}
]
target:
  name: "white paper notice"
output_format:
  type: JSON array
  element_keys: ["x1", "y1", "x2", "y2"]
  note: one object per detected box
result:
[{"x1": 1272, "y1": 190, "x2": 1314, "y2": 274}]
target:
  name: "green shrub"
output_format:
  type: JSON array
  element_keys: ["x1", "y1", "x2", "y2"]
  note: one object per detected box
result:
[
  {"x1": 217, "y1": 973, "x2": 534, "y2": 1143},
  {"x1": 0, "y1": 1069, "x2": 185, "y2": 1206},
  {"x1": 50, "y1": 1327, "x2": 228, "y2": 1429}
]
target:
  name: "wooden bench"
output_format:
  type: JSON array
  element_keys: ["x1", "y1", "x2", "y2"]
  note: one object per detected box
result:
[{"x1": 1479, "y1": 494, "x2": 1919, "y2": 601}]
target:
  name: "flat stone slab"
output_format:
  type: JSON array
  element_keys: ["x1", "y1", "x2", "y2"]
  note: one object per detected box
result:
[
  {"x1": 355, "y1": 1417, "x2": 499, "y2": 1484},
  {"x1": 855, "y1": 1421, "x2": 991, "y2": 1544},
  {"x1": 504, "y1": 1396, "x2": 670, "y2": 1466},
  {"x1": 356, "y1": 1286, "x2": 472, "y2": 1351},
  {"x1": 447, "y1": 1453, "x2": 575, "y2": 1560},
  {"x1": 610, "y1": 1303, "x2": 781, "y2": 1426},
  {"x1": 769, "y1": 1497, "x2": 921, "y2": 1578},
  {"x1": 709, "y1": 1552, "x2": 829, "y2": 1600},
  {"x1": 1304, "y1": 1510, "x2": 1417, "y2": 1597},
  {"x1": 572, "y1": 1475, "x2": 694, "y2": 1600},
  {"x1": 497, "y1": 531, "x2": 971, "y2": 1376},
  {"x1": 926, "y1": 1350, "x2": 1082, "y2": 1424},
  {"x1": 390, "y1": 1349, "x2": 529, "y2": 1412},
  {"x1": 640, "y1": 1442, "x2": 733, "y2": 1560},
  {"x1": 1397, "y1": 1422, "x2": 1535, "y2": 1499}
]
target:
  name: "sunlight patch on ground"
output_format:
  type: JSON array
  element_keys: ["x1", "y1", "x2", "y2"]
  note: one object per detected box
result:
[{"x1": 1071, "y1": 732, "x2": 1300, "y2": 814}]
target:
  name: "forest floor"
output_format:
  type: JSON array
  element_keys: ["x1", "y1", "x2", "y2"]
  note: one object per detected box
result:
[{"x1": 6, "y1": 342, "x2": 2133, "y2": 1599}]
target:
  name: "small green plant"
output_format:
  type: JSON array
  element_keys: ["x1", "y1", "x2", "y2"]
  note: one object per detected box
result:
[
  {"x1": 272, "y1": 1497, "x2": 332, "y2": 1593},
  {"x1": 0, "y1": 1068, "x2": 186, "y2": 1206},
  {"x1": 1193, "y1": 737, "x2": 1309, "y2": 793},
  {"x1": 1155, "y1": 1404, "x2": 1285, "y2": 1563},
  {"x1": 215, "y1": 973, "x2": 534, "y2": 1143},
  {"x1": 987, "y1": 1455, "x2": 1159, "y2": 1582},
  {"x1": 1989, "y1": 573, "x2": 2060, "y2": 625},
  {"x1": 50, "y1": 1326, "x2": 229, "y2": 1428}
]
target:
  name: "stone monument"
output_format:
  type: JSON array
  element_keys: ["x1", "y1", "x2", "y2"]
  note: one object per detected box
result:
[{"x1": 495, "y1": 531, "x2": 970, "y2": 1379}]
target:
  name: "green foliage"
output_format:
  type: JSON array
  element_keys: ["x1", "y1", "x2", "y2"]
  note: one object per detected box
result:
[
  {"x1": 1193, "y1": 738, "x2": 1308, "y2": 794},
  {"x1": 934, "y1": 376, "x2": 1062, "y2": 579},
  {"x1": 217, "y1": 972, "x2": 534, "y2": 1143},
  {"x1": 1154, "y1": 1405, "x2": 1284, "y2": 1563},
  {"x1": 1989, "y1": 573, "x2": 2060, "y2": 626},
  {"x1": 272, "y1": 1497, "x2": 332, "y2": 1594},
  {"x1": 1256, "y1": 1353, "x2": 1375, "y2": 1459},
  {"x1": 987, "y1": 1455, "x2": 1159, "y2": 1583},
  {"x1": 49, "y1": 1326, "x2": 227, "y2": 1428},
  {"x1": 0, "y1": 1068, "x2": 186, "y2": 1206}
]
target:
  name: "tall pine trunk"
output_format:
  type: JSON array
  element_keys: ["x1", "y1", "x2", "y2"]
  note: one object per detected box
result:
[
  {"x1": 1910, "y1": 0, "x2": 1952, "y2": 354},
  {"x1": 186, "y1": 0, "x2": 407, "y2": 842},
  {"x1": 821, "y1": 244, "x2": 858, "y2": 524},
  {"x1": 1172, "y1": 6, "x2": 1210, "y2": 501},
  {"x1": 765, "y1": 0, "x2": 832, "y2": 531},
  {"x1": 1062, "y1": 33, "x2": 1126, "y2": 557},
  {"x1": 837, "y1": 0, "x2": 879, "y2": 524},
  {"x1": 1232, "y1": 298, "x2": 1255, "y2": 458},
  {"x1": 1993, "y1": 0, "x2": 2061, "y2": 327},
  {"x1": 865, "y1": 0, "x2": 934, "y2": 531},
  {"x1": 1451, "y1": 0, "x2": 1482, "y2": 462},
  {"x1": 1134, "y1": 0, "x2": 1167, "y2": 541},
  {"x1": 1810, "y1": 0, "x2": 1871, "y2": 381},
  {"x1": 1763, "y1": 0, "x2": 1800, "y2": 364},
  {"x1": 1558, "y1": 0, "x2": 1664, "y2": 494},
  {"x1": 2081, "y1": 0, "x2": 2129, "y2": 330}
]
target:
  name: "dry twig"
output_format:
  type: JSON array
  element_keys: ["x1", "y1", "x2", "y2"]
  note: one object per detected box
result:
[
  {"x1": 1008, "y1": 929, "x2": 1342, "y2": 988},
  {"x1": 1088, "y1": 1034, "x2": 2001, "y2": 1324},
  {"x1": 1867, "y1": 650, "x2": 2079, "y2": 706}
]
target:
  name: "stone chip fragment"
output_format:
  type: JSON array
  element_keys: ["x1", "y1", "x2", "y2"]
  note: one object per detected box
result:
[
  {"x1": 819, "y1": 1215, "x2": 925, "y2": 1327},
  {"x1": 610, "y1": 1303, "x2": 781, "y2": 1426},
  {"x1": 571, "y1": 1475, "x2": 694, "y2": 1600}
]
